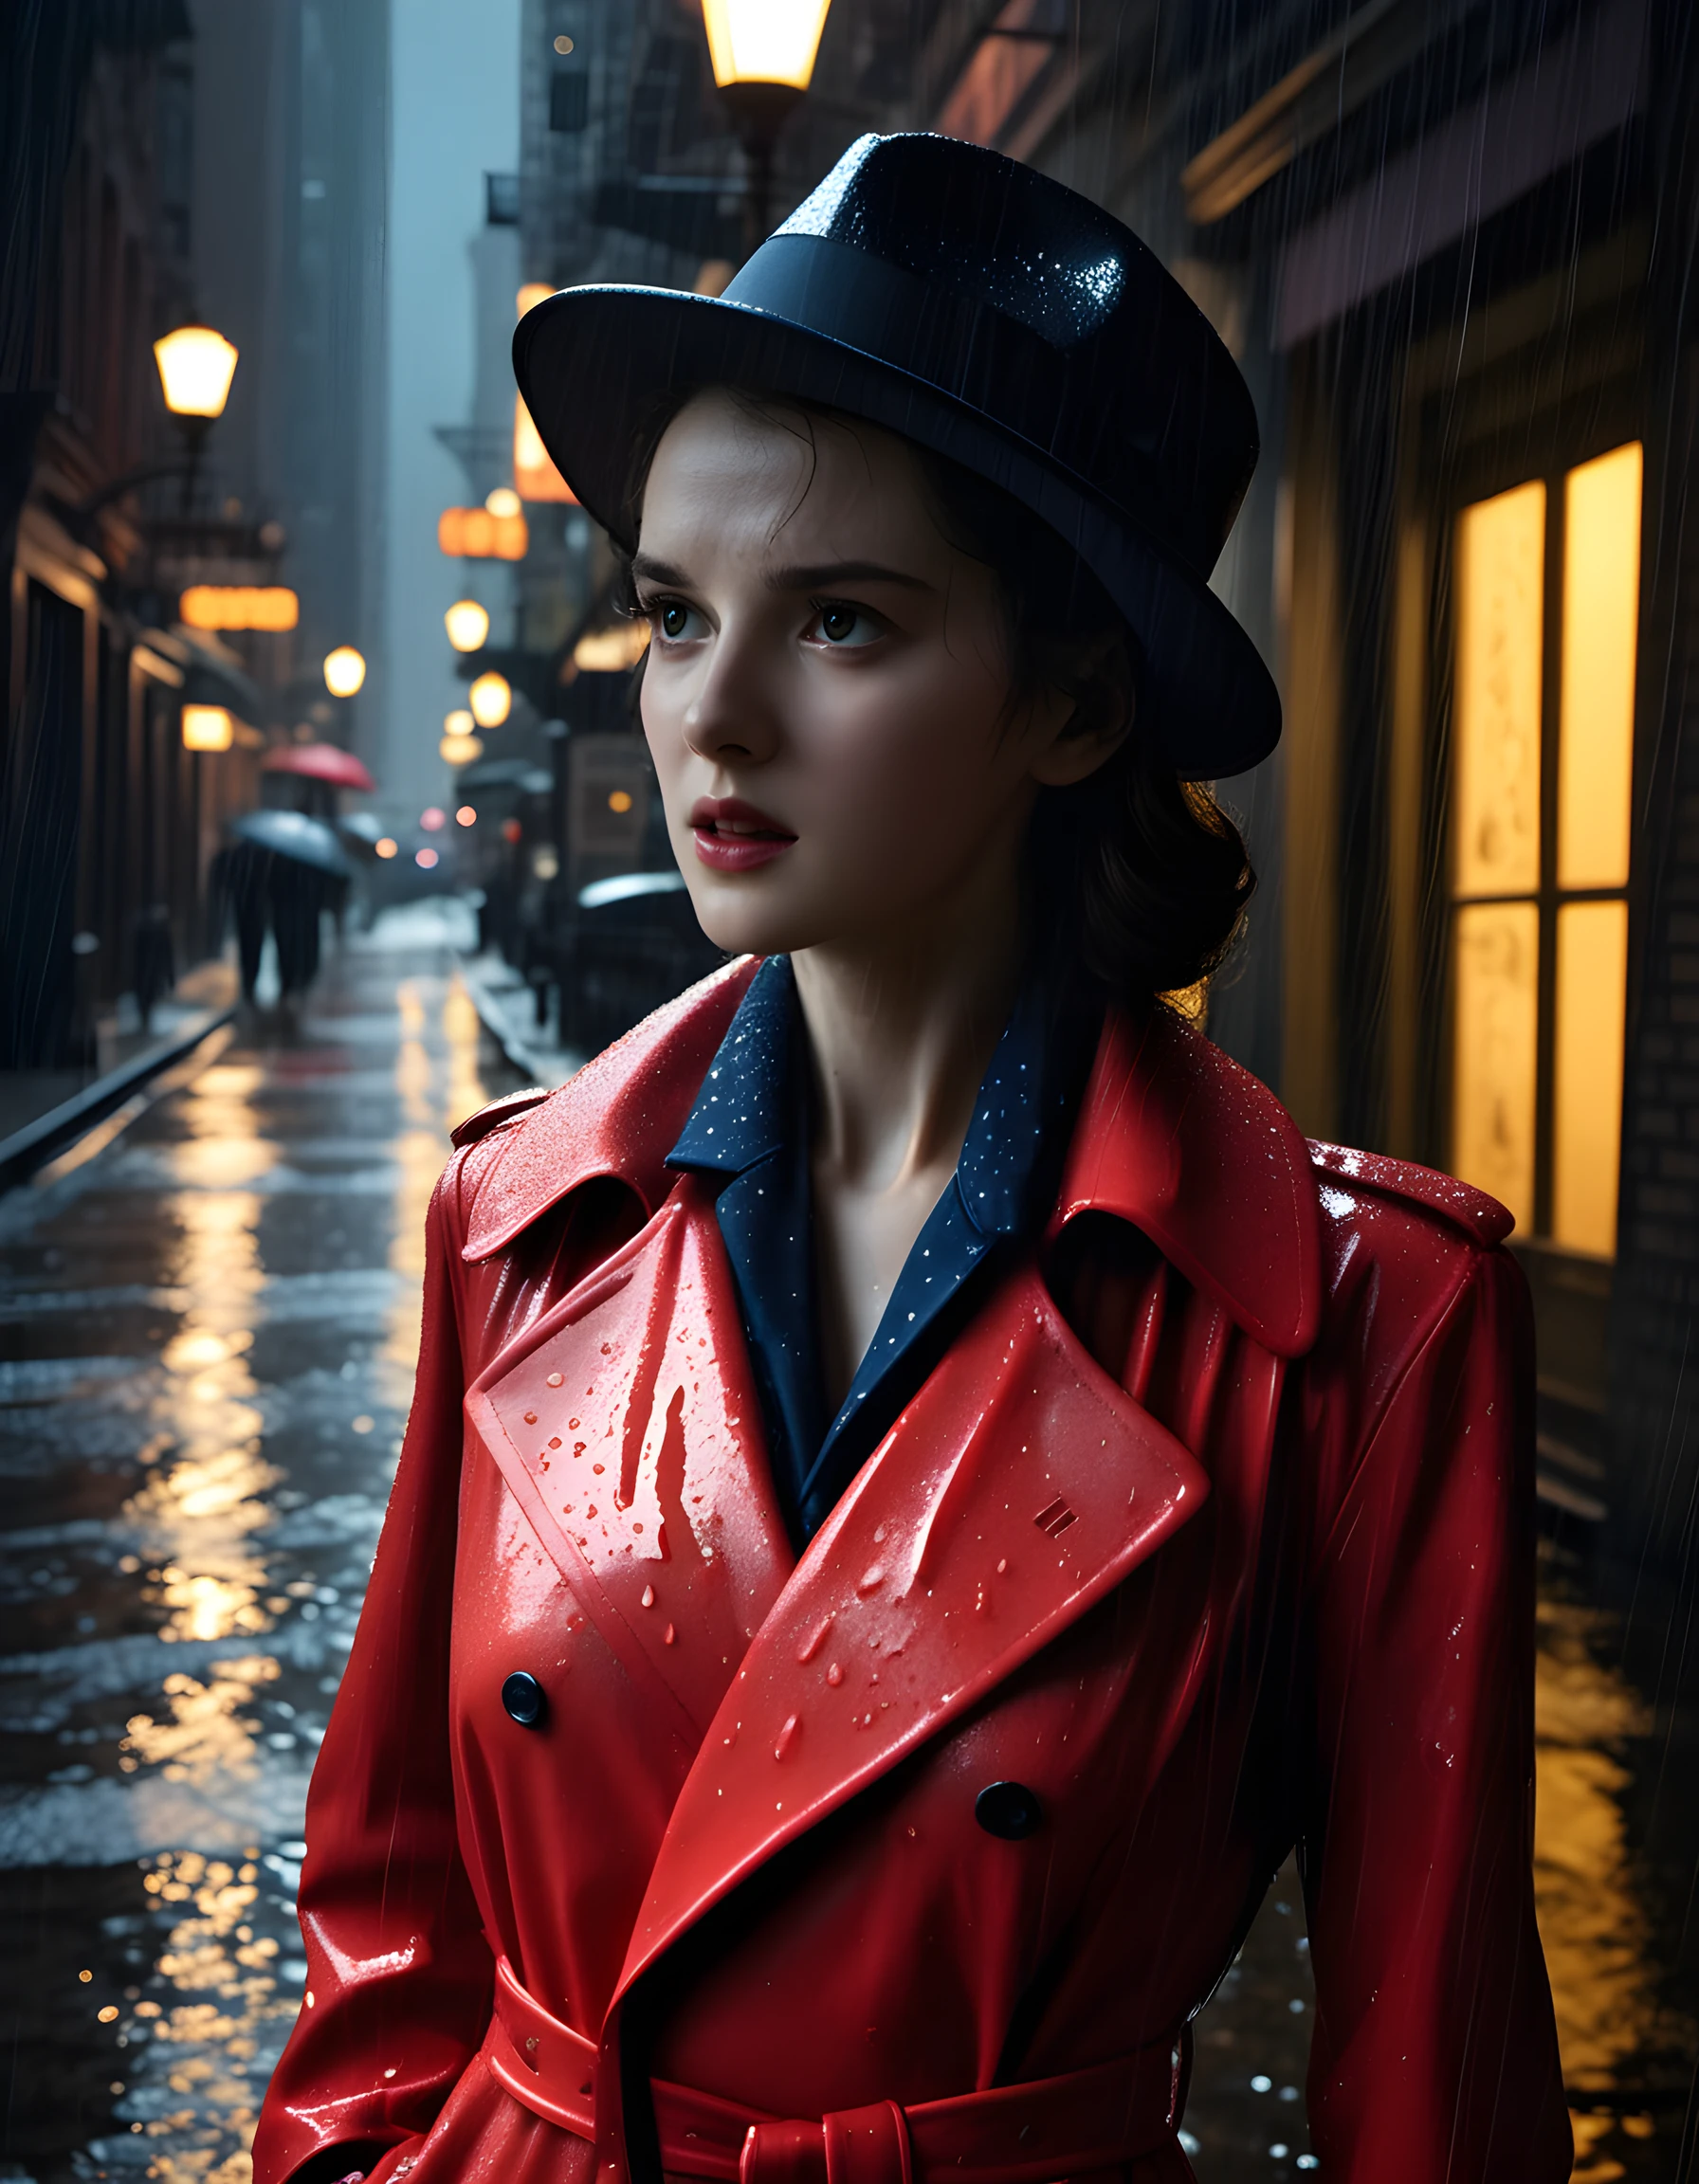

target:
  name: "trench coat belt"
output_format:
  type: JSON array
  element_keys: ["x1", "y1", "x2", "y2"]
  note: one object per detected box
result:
[{"x1": 485, "y1": 1957, "x2": 1185, "y2": 2184}]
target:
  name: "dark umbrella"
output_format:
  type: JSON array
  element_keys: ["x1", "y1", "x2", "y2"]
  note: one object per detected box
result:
[
  {"x1": 229, "y1": 809, "x2": 352, "y2": 877},
  {"x1": 337, "y1": 810, "x2": 388, "y2": 847},
  {"x1": 456, "y1": 758, "x2": 553, "y2": 794}
]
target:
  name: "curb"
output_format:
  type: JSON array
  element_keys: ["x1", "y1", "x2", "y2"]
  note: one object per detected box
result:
[{"x1": 0, "y1": 1006, "x2": 236, "y2": 1194}]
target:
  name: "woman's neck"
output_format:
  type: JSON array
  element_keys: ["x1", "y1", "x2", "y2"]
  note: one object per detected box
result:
[
  {"x1": 791, "y1": 885, "x2": 1024, "y2": 1193},
  {"x1": 791, "y1": 859, "x2": 1028, "y2": 1408}
]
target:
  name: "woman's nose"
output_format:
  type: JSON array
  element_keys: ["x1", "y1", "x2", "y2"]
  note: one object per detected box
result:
[{"x1": 681, "y1": 622, "x2": 782, "y2": 767}]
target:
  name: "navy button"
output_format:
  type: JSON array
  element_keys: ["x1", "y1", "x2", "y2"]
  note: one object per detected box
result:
[
  {"x1": 502, "y1": 1671, "x2": 547, "y2": 1727},
  {"x1": 975, "y1": 1781, "x2": 1042, "y2": 1839}
]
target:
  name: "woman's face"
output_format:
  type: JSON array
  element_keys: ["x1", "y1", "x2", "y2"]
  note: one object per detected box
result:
[{"x1": 634, "y1": 390, "x2": 1110, "y2": 964}]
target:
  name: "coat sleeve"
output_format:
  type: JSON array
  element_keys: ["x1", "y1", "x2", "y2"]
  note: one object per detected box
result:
[
  {"x1": 1299, "y1": 1241, "x2": 1572, "y2": 2179},
  {"x1": 251, "y1": 1152, "x2": 494, "y2": 2184}
]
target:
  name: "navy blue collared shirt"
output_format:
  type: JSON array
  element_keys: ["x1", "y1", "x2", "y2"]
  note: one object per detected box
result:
[{"x1": 667, "y1": 956, "x2": 1092, "y2": 1546}]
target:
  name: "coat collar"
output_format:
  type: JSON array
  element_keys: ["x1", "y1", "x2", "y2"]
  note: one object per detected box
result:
[{"x1": 463, "y1": 965, "x2": 1322, "y2": 1359}]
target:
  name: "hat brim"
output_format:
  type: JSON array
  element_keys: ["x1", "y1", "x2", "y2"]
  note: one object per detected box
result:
[{"x1": 515, "y1": 286, "x2": 1279, "y2": 779}]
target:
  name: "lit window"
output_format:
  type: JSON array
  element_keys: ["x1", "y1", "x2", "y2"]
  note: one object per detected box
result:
[{"x1": 1449, "y1": 443, "x2": 1640, "y2": 1256}]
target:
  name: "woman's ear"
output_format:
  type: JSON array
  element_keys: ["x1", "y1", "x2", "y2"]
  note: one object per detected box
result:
[{"x1": 1026, "y1": 633, "x2": 1135, "y2": 788}]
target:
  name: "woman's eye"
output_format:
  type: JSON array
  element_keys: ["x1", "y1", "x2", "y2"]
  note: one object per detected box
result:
[
  {"x1": 657, "y1": 601, "x2": 694, "y2": 641},
  {"x1": 813, "y1": 603, "x2": 878, "y2": 647}
]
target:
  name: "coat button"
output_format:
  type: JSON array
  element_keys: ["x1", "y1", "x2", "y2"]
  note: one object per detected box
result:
[
  {"x1": 502, "y1": 1671, "x2": 547, "y2": 1727},
  {"x1": 975, "y1": 1781, "x2": 1042, "y2": 1839}
]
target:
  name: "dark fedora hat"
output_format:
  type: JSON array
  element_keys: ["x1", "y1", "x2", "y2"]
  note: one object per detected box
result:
[{"x1": 514, "y1": 132, "x2": 1279, "y2": 777}]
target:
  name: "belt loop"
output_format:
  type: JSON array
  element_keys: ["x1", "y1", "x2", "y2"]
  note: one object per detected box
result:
[
  {"x1": 741, "y1": 2119, "x2": 830, "y2": 2184},
  {"x1": 822, "y1": 2102, "x2": 913, "y2": 2184}
]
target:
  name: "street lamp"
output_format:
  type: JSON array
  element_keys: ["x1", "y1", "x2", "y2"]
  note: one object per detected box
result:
[
  {"x1": 701, "y1": 0, "x2": 832, "y2": 252},
  {"x1": 154, "y1": 322, "x2": 239, "y2": 512},
  {"x1": 324, "y1": 646, "x2": 366, "y2": 697},
  {"x1": 469, "y1": 670, "x2": 511, "y2": 728},
  {"x1": 445, "y1": 599, "x2": 490, "y2": 652},
  {"x1": 181, "y1": 704, "x2": 234, "y2": 753}
]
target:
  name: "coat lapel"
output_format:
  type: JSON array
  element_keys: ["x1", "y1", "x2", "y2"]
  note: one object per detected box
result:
[
  {"x1": 610, "y1": 1253, "x2": 1209, "y2": 2007},
  {"x1": 464, "y1": 1175, "x2": 794, "y2": 1743}
]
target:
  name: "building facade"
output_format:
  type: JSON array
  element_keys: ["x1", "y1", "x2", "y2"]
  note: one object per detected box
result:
[{"x1": 0, "y1": 0, "x2": 390, "y2": 1082}]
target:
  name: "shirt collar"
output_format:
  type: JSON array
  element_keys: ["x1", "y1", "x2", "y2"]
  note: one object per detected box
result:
[
  {"x1": 666, "y1": 956, "x2": 1064, "y2": 1236},
  {"x1": 666, "y1": 955, "x2": 795, "y2": 1176}
]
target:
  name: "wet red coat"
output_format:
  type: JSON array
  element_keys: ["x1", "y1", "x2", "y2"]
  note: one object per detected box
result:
[{"x1": 253, "y1": 961, "x2": 1572, "y2": 2184}]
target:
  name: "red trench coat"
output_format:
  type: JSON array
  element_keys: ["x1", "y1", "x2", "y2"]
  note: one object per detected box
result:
[{"x1": 253, "y1": 961, "x2": 1572, "y2": 2184}]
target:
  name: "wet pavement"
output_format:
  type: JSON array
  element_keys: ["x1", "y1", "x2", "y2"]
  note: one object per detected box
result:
[{"x1": 0, "y1": 908, "x2": 1693, "y2": 2181}]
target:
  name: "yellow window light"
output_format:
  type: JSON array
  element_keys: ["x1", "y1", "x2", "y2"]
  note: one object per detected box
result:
[
  {"x1": 573, "y1": 623, "x2": 651, "y2": 672},
  {"x1": 323, "y1": 646, "x2": 366, "y2": 697},
  {"x1": 1559, "y1": 443, "x2": 1641, "y2": 891},
  {"x1": 469, "y1": 671, "x2": 512, "y2": 728},
  {"x1": 485, "y1": 486, "x2": 522, "y2": 518},
  {"x1": 1453, "y1": 481, "x2": 1544, "y2": 899},
  {"x1": 444, "y1": 708, "x2": 475, "y2": 737},
  {"x1": 154, "y1": 324, "x2": 240, "y2": 419},
  {"x1": 608, "y1": 789, "x2": 634, "y2": 814},
  {"x1": 702, "y1": 0, "x2": 831, "y2": 90},
  {"x1": 438, "y1": 505, "x2": 528, "y2": 560},
  {"x1": 518, "y1": 282, "x2": 553, "y2": 319},
  {"x1": 1552, "y1": 899, "x2": 1630, "y2": 1257},
  {"x1": 375, "y1": 837, "x2": 399, "y2": 859},
  {"x1": 441, "y1": 733, "x2": 484, "y2": 765},
  {"x1": 445, "y1": 599, "x2": 490, "y2": 651},
  {"x1": 180, "y1": 585, "x2": 299, "y2": 633},
  {"x1": 1450, "y1": 901, "x2": 1538, "y2": 1235},
  {"x1": 181, "y1": 704, "x2": 234, "y2": 752}
]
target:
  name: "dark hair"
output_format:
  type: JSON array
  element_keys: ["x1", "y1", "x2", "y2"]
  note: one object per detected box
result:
[{"x1": 624, "y1": 391, "x2": 1253, "y2": 1012}]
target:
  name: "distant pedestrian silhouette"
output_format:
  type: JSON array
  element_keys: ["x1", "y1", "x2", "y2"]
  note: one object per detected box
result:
[{"x1": 210, "y1": 842, "x2": 346, "y2": 1001}]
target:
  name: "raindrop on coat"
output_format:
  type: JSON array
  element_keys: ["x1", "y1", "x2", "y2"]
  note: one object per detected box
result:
[
  {"x1": 547, "y1": 1373, "x2": 564, "y2": 1388},
  {"x1": 641, "y1": 1585, "x2": 655, "y2": 1608},
  {"x1": 857, "y1": 1565, "x2": 886, "y2": 1594},
  {"x1": 774, "y1": 1714, "x2": 800, "y2": 1759},
  {"x1": 826, "y1": 1663, "x2": 843, "y2": 1685}
]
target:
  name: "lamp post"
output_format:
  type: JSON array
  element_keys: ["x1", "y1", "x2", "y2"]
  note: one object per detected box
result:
[
  {"x1": 701, "y1": 0, "x2": 832, "y2": 254},
  {"x1": 154, "y1": 323, "x2": 239, "y2": 513}
]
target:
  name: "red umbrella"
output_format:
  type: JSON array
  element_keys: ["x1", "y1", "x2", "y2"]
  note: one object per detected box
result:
[{"x1": 263, "y1": 742, "x2": 376, "y2": 792}]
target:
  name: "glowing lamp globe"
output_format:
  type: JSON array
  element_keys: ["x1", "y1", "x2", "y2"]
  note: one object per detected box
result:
[
  {"x1": 440, "y1": 733, "x2": 484, "y2": 765},
  {"x1": 485, "y1": 486, "x2": 522, "y2": 518},
  {"x1": 445, "y1": 599, "x2": 490, "y2": 652},
  {"x1": 323, "y1": 646, "x2": 366, "y2": 697},
  {"x1": 702, "y1": 0, "x2": 831, "y2": 90},
  {"x1": 469, "y1": 670, "x2": 512, "y2": 728},
  {"x1": 181, "y1": 704, "x2": 233, "y2": 752},
  {"x1": 154, "y1": 325, "x2": 240, "y2": 419}
]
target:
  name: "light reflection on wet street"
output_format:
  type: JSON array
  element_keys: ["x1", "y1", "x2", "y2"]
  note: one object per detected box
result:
[
  {"x1": 0, "y1": 919, "x2": 1693, "y2": 2179},
  {"x1": 0, "y1": 913, "x2": 520, "y2": 2183}
]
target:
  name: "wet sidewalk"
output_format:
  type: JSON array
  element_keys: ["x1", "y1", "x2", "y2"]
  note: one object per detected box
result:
[
  {"x1": 0, "y1": 909, "x2": 1693, "y2": 2181},
  {"x1": 0, "y1": 908, "x2": 521, "y2": 2183}
]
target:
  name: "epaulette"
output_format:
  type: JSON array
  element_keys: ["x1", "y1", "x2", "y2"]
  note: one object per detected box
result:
[
  {"x1": 1307, "y1": 1139, "x2": 1514, "y2": 1247},
  {"x1": 449, "y1": 1088, "x2": 552, "y2": 1149}
]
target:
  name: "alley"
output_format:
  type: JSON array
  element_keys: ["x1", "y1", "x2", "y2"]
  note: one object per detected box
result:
[{"x1": 0, "y1": 914, "x2": 1691, "y2": 2183}]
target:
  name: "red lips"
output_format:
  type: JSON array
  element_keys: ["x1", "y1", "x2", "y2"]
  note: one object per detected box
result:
[{"x1": 688, "y1": 796, "x2": 797, "y2": 873}]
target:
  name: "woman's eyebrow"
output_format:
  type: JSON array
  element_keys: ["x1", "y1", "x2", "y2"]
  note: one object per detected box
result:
[
  {"x1": 630, "y1": 553, "x2": 692, "y2": 587},
  {"x1": 765, "y1": 560, "x2": 933, "y2": 592}
]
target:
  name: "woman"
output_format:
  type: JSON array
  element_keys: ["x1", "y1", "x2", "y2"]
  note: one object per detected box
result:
[{"x1": 254, "y1": 136, "x2": 1570, "y2": 2184}]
